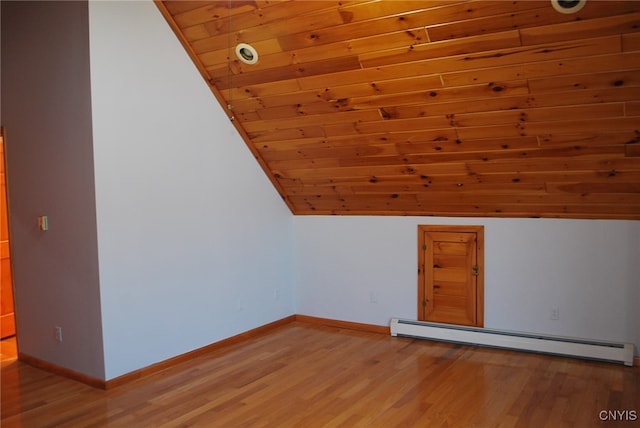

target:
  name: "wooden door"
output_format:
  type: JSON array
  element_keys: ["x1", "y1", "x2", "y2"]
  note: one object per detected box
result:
[
  {"x1": 418, "y1": 225, "x2": 484, "y2": 327},
  {"x1": 1, "y1": 130, "x2": 16, "y2": 339}
]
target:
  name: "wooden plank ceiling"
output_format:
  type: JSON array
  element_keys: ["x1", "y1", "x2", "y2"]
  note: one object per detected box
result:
[{"x1": 156, "y1": 0, "x2": 640, "y2": 219}]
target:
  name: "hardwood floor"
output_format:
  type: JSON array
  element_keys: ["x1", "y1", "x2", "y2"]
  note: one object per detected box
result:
[{"x1": 1, "y1": 322, "x2": 639, "y2": 427}]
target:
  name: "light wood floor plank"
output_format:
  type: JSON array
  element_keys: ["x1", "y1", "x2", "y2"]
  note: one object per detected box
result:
[{"x1": 2, "y1": 323, "x2": 639, "y2": 427}]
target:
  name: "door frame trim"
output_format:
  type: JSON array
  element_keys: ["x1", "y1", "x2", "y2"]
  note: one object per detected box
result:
[{"x1": 418, "y1": 225, "x2": 484, "y2": 327}]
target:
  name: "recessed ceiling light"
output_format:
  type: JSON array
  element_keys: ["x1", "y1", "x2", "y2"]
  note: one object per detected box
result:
[
  {"x1": 551, "y1": 0, "x2": 586, "y2": 14},
  {"x1": 235, "y1": 43, "x2": 258, "y2": 65}
]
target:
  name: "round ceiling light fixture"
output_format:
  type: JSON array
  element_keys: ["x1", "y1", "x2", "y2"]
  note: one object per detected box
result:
[
  {"x1": 551, "y1": 0, "x2": 586, "y2": 14},
  {"x1": 235, "y1": 43, "x2": 259, "y2": 65}
]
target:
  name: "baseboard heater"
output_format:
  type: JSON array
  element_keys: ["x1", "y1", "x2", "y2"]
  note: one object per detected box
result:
[{"x1": 390, "y1": 318, "x2": 634, "y2": 366}]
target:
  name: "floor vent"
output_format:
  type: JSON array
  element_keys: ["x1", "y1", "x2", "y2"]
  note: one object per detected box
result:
[{"x1": 390, "y1": 318, "x2": 634, "y2": 366}]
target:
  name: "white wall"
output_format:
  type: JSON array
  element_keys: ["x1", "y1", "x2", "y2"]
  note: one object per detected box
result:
[
  {"x1": 294, "y1": 216, "x2": 640, "y2": 354},
  {"x1": 88, "y1": 1, "x2": 294, "y2": 379},
  {"x1": 1, "y1": 1, "x2": 105, "y2": 379}
]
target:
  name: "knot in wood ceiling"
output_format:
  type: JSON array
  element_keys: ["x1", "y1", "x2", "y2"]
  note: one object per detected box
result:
[{"x1": 157, "y1": 0, "x2": 640, "y2": 219}]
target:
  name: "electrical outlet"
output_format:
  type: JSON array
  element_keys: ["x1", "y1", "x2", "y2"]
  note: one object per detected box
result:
[
  {"x1": 369, "y1": 291, "x2": 378, "y2": 303},
  {"x1": 274, "y1": 288, "x2": 280, "y2": 300},
  {"x1": 55, "y1": 326, "x2": 63, "y2": 342},
  {"x1": 551, "y1": 306, "x2": 560, "y2": 320}
]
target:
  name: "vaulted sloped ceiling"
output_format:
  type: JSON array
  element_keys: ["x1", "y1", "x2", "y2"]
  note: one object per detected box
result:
[{"x1": 156, "y1": 0, "x2": 640, "y2": 219}]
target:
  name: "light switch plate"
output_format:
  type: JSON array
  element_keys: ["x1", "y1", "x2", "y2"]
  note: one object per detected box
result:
[{"x1": 38, "y1": 215, "x2": 49, "y2": 231}]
